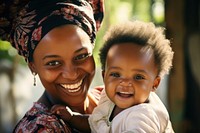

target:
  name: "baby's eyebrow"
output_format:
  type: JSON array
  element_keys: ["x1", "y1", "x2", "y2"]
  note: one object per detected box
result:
[
  {"x1": 107, "y1": 66, "x2": 122, "y2": 71},
  {"x1": 131, "y1": 69, "x2": 147, "y2": 74}
]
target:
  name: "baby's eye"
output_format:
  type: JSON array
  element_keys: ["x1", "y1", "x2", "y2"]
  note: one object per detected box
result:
[
  {"x1": 110, "y1": 72, "x2": 120, "y2": 78},
  {"x1": 46, "y1": 61, "x2": 61, "y2": 66},
  {"x1": 74, "y1": 53, "x2": 90, "y2": 61},
  {"x1": 134, "y1": 75, "x2": 145, "y2": 80}
]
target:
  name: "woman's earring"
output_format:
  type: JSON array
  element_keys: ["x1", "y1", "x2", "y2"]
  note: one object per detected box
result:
[{"x1": 33, "y1": 72, "x2": 37, "y2": 86}]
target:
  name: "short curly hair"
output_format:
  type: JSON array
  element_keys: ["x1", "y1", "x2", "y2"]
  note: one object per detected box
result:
[{"x1": 99, "y1": 20, "x2": 174, "y2": 77}]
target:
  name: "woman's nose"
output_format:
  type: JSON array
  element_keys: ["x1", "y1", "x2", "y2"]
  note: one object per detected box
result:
[
  {"x1": 61, "y1": 65, "x2": 78, "y2": 80},
  {"x1": 119, "y1": 78, "x2": 133, "y2": 87}
]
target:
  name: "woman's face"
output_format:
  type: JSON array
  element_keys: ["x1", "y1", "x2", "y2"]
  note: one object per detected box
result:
[
  {"x1": 29, "y1": 25, "x2": 95, "y2": 107},
  {"x1": 103, "y1": 43, "x2": 160, "y2": 109}
]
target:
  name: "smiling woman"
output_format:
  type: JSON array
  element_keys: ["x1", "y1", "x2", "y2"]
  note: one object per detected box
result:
[
  {"x1": 29, "y1": 25, "x2": 96, "y2": 108},
  {"x1": 2, "y1": 0, "x2": 104, "y2": 132}
]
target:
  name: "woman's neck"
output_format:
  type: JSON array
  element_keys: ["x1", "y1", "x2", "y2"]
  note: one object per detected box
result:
[
  {"x1": 37, "y1": 91, "x2": 54, "y2": 109},
  {"x1": 38, "y1": 91, "x2": 88, "y2": 114},
  {"x1": 69, "y1": 96, "x2": 89, "y2": 114}
]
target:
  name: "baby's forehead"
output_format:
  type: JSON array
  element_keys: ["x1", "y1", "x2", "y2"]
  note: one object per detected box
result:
[
  {"x1": 108, "y1": 42, "x2": 153, "y2": 55},
  {"x1": 107, "y1": 43, "x2": 155, "y2": 63}
]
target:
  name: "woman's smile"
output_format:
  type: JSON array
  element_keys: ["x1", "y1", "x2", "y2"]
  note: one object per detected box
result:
[
  {"x1": 60, "y1": 79, "x2": 83, "y2": 93},
  {"x1": 57, "y1": 74, "x2": 89, "y2": 97}
]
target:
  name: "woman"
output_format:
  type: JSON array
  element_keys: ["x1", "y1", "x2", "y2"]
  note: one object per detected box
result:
[{"x1": 2, "y1": 0, "x2": 104, "y2": 132}]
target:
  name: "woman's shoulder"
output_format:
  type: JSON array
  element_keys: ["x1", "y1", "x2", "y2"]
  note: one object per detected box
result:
[{"x1": 13, "y1": 102, "x2": 71, "y2": 133}]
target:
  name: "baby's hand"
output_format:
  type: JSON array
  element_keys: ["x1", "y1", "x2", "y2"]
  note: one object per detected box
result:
[{"x1": 51, "y1": 105, "x2": 73, "y2": 122}]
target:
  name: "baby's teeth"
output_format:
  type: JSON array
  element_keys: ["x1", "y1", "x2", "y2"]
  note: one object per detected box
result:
[{"x1": 120, "y1": 92, "x2": 133, "y2": 94}]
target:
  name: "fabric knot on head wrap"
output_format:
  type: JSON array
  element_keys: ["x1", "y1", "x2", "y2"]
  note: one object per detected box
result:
[{"x1": 9, "y1": 0, "x2": 104, "y2": 62}]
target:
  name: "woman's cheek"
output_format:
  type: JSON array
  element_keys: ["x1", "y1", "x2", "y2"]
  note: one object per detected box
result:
[
  {"x1": 40, "y1": 70, "x2": 59, "y2": 83},
  {"x1": 81, "y1": 57, "x2": 95, "y2": 74}
]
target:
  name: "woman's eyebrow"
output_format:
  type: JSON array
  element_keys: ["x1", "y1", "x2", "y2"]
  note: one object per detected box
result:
[
  {"x1": 74, "y1": 47, "x2": 87, "y2": 53},
  {"x1": 42, "y1": 47, "x2": 88, "y2": 60},
  {"x1": 42, "y1": 55, "x2": 60, "y2": 60}
]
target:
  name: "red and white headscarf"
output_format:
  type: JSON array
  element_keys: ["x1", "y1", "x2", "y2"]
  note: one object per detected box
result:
[{"x1": 9, "y1": 0, "x2": 104, "y2": 62}]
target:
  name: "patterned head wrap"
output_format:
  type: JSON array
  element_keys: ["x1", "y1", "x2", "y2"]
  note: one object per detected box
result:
[{"x1": 9, "y1": 0, "x2": 104, "y2": 62}]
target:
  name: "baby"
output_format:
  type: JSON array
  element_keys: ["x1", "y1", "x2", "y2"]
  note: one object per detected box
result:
[{"x1": 52, "y1": 20, "x2": 174, "y2": 133}]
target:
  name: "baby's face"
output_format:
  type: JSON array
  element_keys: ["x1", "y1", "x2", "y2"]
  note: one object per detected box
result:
[{"x1": 103, "y1": 43, "x2": 160, "y2": 109}]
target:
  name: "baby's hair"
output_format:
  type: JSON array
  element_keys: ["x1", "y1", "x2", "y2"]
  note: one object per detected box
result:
[{"x1": 99, "y1": 20, "x2": 174, "y2": 77}]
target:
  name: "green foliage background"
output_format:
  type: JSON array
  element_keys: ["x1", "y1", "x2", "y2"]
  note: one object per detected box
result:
[
  {"x1": 93, "y1": 0, "x2": 164, "y2": 66},
  {"x1": 0, "y1": 0, "x2": 164, "y2": 66}
]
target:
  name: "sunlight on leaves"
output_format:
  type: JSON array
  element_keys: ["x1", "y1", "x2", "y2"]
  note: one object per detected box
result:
[
  {"x1": 0, "y1": 40, "x2": 11, "y2": 50},
  {"x1": 152, "y1": 1, "x2": 164, "y2": 23}
]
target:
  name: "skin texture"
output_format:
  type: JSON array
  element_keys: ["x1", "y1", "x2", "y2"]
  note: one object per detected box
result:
[
  {"x1": 49, "y1": 42, "x2": 161, "y2": 132},
  {"x1": 103, "y1": 43, "x2": 161, "y2": 117},
  {"x1": 28, "y1": 24, "x2": 95, "y2": 113}
]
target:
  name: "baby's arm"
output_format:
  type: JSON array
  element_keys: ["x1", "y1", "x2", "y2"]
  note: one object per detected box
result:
[{"x1": 51, "y1": 105, "x2": 91, "y2": 133}]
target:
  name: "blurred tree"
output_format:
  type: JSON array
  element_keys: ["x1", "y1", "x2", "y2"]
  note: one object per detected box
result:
[
  {"x1": 166, "y1": 0, "x2": 200, "y2": 132},
  {"x1": 94, "y1": 0, "x2": 164, "y2": 66},
  {"x1": 0, "y1": 40, "x2": 19, "y2": 131}
]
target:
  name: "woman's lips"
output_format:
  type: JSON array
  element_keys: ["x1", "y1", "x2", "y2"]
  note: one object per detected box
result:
[{"x1": 60, "y1": 79, "x2": 83, "y2": 93}]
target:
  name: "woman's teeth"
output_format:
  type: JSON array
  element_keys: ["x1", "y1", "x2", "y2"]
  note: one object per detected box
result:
[{"x1": 60, "y1": 80, "x2": 83, "y2": 93}]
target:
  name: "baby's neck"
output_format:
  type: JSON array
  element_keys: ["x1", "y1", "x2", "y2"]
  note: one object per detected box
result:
[{"x1": 109, "y1": 105, "x2": 125, "y2": 121}]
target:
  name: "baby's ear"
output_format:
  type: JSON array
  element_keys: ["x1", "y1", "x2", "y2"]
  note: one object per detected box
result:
[{"x1": 152, "y1": 76, "x2": 161, "y2": 92}]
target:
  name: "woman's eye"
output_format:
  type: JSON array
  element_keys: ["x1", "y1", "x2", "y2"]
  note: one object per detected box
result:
[
  {"x1": 110, "y1": 72, "x2": 120, "y2": 78},
  {"x1": 134, "y1": 75, "x2": 145, "y2": 80},
  {"x1": 46, "y1": 61, "x2": 60, "y2": 66},
  {"x1": 74, "y1": 53, "x2": 90, "y2": 61}
]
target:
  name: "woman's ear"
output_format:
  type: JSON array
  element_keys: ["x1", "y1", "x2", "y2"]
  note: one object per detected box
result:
[
  {"x1": 28, "y1": 62, "x2": 37, "y2": 74},
  {"x1": 152, "y1": 76, "x2": 161, "y2": 92}
]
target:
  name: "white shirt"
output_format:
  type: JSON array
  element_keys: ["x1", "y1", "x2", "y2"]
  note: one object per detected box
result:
[{"x1": 88, "y1": 89, "x2": 174, "y2": 133}]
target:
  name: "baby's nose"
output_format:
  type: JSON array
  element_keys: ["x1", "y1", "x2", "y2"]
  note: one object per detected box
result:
[{"x1": 119, "y1": 79, "x2": 133, "y2": 87}]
